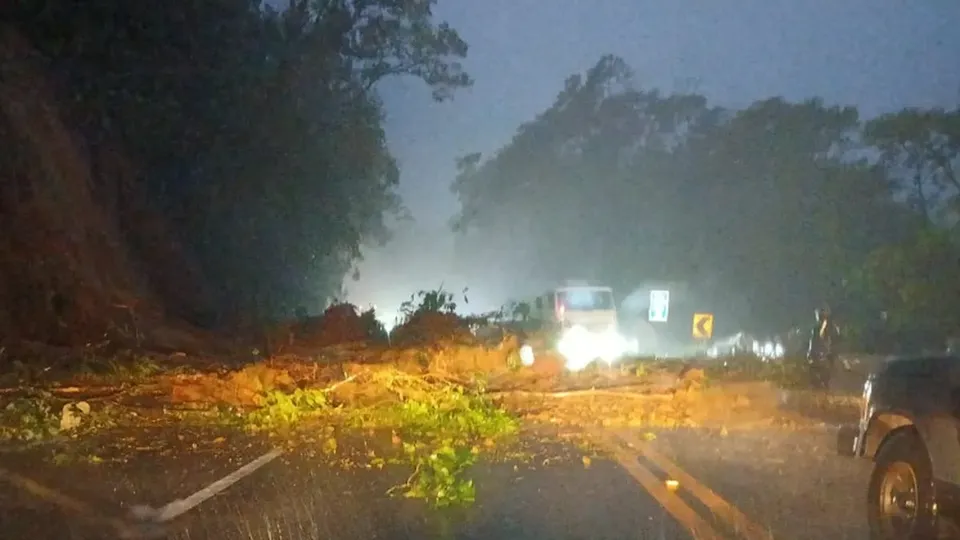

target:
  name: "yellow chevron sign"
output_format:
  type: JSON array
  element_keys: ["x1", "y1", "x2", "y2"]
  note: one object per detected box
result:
[{"x1": 692, "y1": 313, "x2": 714, "y2": 339}]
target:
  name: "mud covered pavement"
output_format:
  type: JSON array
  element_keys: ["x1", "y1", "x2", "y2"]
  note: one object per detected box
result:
[{"x1": 0, "y1": 321, "x2": 875, "y2": 540}]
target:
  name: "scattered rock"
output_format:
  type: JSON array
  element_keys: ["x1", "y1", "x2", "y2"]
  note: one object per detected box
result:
[
  {"x1": 169, "y1": 364, "x2": 296, "y2": 407},
  {"x1": 59, "y1": 400, "x2": 90, "y2": 431}
]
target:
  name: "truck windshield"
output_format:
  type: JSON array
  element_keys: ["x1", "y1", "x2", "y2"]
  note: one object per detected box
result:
[{"x1": 557, "y1": 289, "x2": 615, "y2": 311}]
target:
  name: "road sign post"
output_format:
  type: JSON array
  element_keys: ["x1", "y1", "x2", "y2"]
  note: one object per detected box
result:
[
  {"x1": 692, "y1": 312, "x2": 714, "y2": 340},
  {"x1": 648, "y1": 290, "x2": 670, "y2": 322}
]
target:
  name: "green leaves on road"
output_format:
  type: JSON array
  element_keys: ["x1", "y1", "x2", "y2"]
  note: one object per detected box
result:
[{"x1": 235, "y1": 372, "x2": 518, "y2": 510}]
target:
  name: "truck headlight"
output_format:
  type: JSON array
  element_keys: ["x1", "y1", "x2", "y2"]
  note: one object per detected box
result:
[
  {"x1": 598, "y1": 329, "x2": 626, "y2": 363},
  {"x1": 558, "y1": 326, "x2": 592, "y2": 371},
  {"x1": 519, "y1": 344, "x2": 535, "y2": 366}
]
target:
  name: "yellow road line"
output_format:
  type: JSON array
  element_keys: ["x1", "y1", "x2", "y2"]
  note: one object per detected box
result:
[
  {"x1": 615, "y1": 430, "x2": 771, "y2": 540},
  {"x1": 0, "y1": 466, "x2": 139, "y2": 538},
  {"x1": 592, "y1": 430, "x2": 724, "y2": 540}
]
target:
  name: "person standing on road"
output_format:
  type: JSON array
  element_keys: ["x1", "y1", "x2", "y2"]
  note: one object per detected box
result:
[{"x1": 807, "y1": 306, "x2": 840, "y2": 388}]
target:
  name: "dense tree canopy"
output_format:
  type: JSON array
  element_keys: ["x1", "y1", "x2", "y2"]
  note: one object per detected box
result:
[
  {"x1": 453, "y1": 55, "x2": 960, "y2": 347},
  {"x1": 6, "y1": 0, "x2": 470, "y2": 331}
]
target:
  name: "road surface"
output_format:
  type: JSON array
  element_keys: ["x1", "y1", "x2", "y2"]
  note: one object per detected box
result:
[{"x1": 0, "y1": 420, "x2": 875, "y2": 540}]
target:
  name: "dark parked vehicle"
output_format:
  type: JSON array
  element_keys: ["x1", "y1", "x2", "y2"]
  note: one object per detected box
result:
[{"x1": 837, "y1": 354, "x2": 960, "y2": 539}]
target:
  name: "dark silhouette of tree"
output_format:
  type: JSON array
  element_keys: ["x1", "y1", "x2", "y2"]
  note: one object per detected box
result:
[
  {"x1": 4, "y1": 0, "x2": 472, "y2": 339},
  {"x1": 850, "y1": 227, "x2": 960, "y2": 352},
  {"x1": 865, "y1": 108, "x2": 960, "y2": 224},
  {"x1": 453, "y1": 55, "x2": 958, "y2": 344}
]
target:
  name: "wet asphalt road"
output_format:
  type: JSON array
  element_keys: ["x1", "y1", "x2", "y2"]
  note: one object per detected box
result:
[
  {"x1": 0, "y1": 422, "x2": 875, "y2": 540},
  {"x1": 641, "y1": 427, "x2": 873, "y2": 540}
]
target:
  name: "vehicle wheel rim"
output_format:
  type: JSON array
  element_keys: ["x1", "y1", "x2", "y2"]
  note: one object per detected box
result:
[{"x1": 878, "y1": 461, "x2": 920, "y2": 537}]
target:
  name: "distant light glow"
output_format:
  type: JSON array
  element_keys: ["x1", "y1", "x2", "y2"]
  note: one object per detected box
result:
[
  {"x1": 519, "y1": 345, "x2": 535, "y2": 366},
  {"x1": 377, "y1": 309, "x2": 400, "y2": 333},
  {"x1": 751, "y1": 340, "x2": 784, "y2": 359}
]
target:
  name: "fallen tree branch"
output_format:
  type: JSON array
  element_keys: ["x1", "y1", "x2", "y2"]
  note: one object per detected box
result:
[
  {"x1": 419, "y1": 371, "x2": 472, "y2": 387},
  {"x1": 489, "y1": 388, "x2": 676, "y2": 400},
  {"x1": 321, "y1": 372, "x2": 360, "y2": 393},
  {"x1": 0, "y1": 384, "x2": 136, "y2": 402}
]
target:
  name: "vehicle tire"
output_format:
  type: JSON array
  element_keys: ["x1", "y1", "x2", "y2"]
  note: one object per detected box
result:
[{"x1": 867, "y1": 429, "x2": 939, "y2": 540}]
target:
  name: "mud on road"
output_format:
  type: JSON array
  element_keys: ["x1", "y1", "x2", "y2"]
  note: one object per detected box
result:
[{"x1": 0, "y1": 352, "x2": 872, "y2": 540}]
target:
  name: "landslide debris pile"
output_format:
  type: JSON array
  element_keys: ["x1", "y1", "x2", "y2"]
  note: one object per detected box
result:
[
  {"x1": 0, "y1": 291, "x2": 833, "y2": 457},
  {"x1": 266, "y1": 303, "x2": 388, "y2": 354},
  {"x1": 0, "y1": 297, "x2": 530, "y2": 510},
  {"x1": 156, "y1": 300, "x2": 531, "y2": 511},
  {"x1": 389, "y1": 289, "x2": 477, "y2": 347},
  {"x1": 495, "y1": 365, "x2": 814, "y2": 430},
  {"x1": 262, "y1": 291, "x2": 498, "y2": 355},
  {"x1": 167, "y1": 296, "x2": 526, "y2": 409}
]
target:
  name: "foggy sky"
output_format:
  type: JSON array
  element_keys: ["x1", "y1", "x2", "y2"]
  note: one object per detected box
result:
[{"x1": 349, "y1": 0, "x2": 960, "y2": 309}]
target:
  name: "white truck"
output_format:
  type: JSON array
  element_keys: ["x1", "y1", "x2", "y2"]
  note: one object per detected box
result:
[{"x1": 518, "y1": 281, "x2": 633, "y2": 370}]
